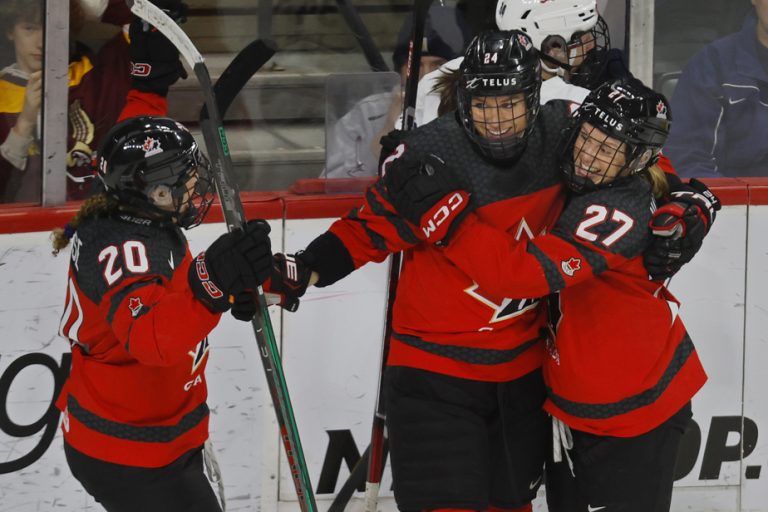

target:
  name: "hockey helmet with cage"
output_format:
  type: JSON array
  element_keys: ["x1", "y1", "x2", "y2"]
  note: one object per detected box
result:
[
  {"x1": 495, "y1": 0, "x2": 609, "y2": 87},
  {"x1": 457, "y1": 30, "x2": 541, "y2": 162},
  {"x1": 97, "y1": 116, "x2": 214, "y2": 229},
  {"x1": 561, "y1": 77, "x2": 671, "y2": 193}
]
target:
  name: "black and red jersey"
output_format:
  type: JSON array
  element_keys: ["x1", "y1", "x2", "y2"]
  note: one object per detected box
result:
[
  {"x1": 443, "y1": 175, "x2": 707, "y2": 436},
  {"x1": 319, "y1": 103, "x2": 571, "y2": 382},
  {"x1": 57, "y1": 214, "x2": 221, "y2": 467}
]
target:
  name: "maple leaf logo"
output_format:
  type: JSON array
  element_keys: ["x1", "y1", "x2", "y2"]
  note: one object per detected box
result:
[
  {"x1": 128, "y1": 297, "x2": 144, "y2": 318},
  {"x1": 560, "y1": 257, "x2": 582, "y2": 277}
]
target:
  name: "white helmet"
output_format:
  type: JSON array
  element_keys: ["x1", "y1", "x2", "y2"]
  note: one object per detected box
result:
[
  {"x1": 496, "y1": 0, "x2": 609, "y2": 84},
  {"x1": 495, "y1": 0, "x2": 599, "y2": 49}
]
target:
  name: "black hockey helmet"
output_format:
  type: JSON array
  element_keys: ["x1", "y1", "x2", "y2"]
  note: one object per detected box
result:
[
  {"x1": 457, "y1": 29, "x2": 541, "y2": 162},
  {"x1": 561, "y1": 77, "x2": 671, "y2": 193},
  {"x1": 97, "y1": 116, "x2": 214, "y2": 229}
]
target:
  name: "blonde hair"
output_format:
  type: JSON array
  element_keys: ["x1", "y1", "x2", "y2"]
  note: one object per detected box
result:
[
  {"x1": 51, "y1": 193, "x2": 118, "y2": 255},
  {"x1": 644, "y1": 163, "x2": 669, "y2": 200}
]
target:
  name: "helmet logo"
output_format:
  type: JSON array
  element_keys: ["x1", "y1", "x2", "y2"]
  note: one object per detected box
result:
[
  {"x1": 656, "y1": 100, "x2": 668, "y2": 119},
  {"x1": 590, "y1": 106, "x2": 624, "y2": 132},
  {"x1": 142, "y1": 137, "x2": 164, "y2": 157},
  {"x1": 560, "y1": 257, "x2": 582, "y2": 277},
  {"x1": 465, "y1": 76, "x2": 518, "y2": 90},
  {"x1": 128, "y1": 297, "x2": 144, "y2": 318},
  {"x1": 517, "y1": 33, "x2": 533, "y2": 50}
]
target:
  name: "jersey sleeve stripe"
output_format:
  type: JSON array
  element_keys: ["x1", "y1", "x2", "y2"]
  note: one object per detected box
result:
[
  {"x1": 106, "y1": 278, "x2": 161, "y2": 324},
  {"x1": 573, "y1": 241, "x2": 609, "y2": 275},
  {"x1": 347, "y1": 208, "x2": 389, "y2": 251},
  {"x1": 527, "y1": 243, "x2": 565, "y2": 292},
  {"x1": 365, "y1": 186, "x2": 421, "y2": 245}
]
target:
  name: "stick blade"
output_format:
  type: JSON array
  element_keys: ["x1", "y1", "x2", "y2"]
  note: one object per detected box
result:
[{"x1": 201, "y1": 38, "x2": 278, "y2": 121}]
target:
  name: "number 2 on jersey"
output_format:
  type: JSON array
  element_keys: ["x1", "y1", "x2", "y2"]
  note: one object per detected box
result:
[
  {"x1": 575, "y1": 204, "x2": 634, "y2": 248},
  {"x1": 98, "y1": 241, "x2": 150, "y2": 285}
]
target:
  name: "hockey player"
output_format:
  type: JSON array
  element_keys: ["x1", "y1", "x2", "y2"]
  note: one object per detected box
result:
[
  {"x1": 425, "y1": 78, "x2": 711, "y2": 512},
  {"x1": 415, "y1": 0, "x2": 610, "y2": 125},
  {"x1": 50, "y1": 5, "x2": 273, "y2": 511},
  {"x1": 261, "y1": 30, "x2": 573, "y2": 512}
]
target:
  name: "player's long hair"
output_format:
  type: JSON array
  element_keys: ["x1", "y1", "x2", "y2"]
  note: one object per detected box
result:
[
  {"x1": 434, "y1": 67, "x2": 461, "y2": 117},
  {"x1": 645, "y1": 163, "x2": 669, "y2": 200},
  {"x1": 51, "y1": 193, "x2": 118, "y2": 256}
]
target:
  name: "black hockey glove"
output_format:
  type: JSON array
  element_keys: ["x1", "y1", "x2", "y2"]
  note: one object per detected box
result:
[
  {"x1": 189, "y1": 220, "x2": 273, "y2": 313},
  {"x1": 382, "y1": 153, "x2": 470, "y2": 246},
  {"x1": 644, "y1": 178, "x2": 721, "y2": 280},
  {"x1": 230, "y1": 290, "x2": 258, "y2": 321},
  {"x1": 128, "y1": 3, "x2": 189, "y2": 96},
  {"x1": 264, "y1": 253, "x2": 314, "y2": 312}
]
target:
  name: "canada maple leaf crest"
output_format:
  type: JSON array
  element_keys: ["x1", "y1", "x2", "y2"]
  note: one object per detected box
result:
[
  {"x1": 142, "y1": 137, "x2": 163, "y2": 157},
  {"x1": 128, "y1": 297, "x2": 144, "y2": 318},
  {"x1": 656, "y1": 100, "x2": 668, "y2": 119},
  {"x1": 560, "y1": 257, "x2": 582, "y2": 277}
]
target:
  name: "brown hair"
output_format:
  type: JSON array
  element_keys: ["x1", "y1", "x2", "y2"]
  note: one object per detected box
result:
[
  {"x1": 2, "y1": 0, "x2": 43, "y2": 32},
  {"x1": 435, "y1": 67, "x2": 462, "y2": 117},
  {"x1": 51, "y1": 193, "x2": 118, "y2": 255}
]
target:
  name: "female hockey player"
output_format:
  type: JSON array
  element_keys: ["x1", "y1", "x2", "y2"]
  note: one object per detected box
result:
[
  {"x1": 435, "y1": 78, "x2": 711, "y2": 512},
  {"x1": 50, "y1": 5, "x2": 273, "y2": 511},
  {"x1": 266, "y1": 30, "x2": 560, "y2": 512}
]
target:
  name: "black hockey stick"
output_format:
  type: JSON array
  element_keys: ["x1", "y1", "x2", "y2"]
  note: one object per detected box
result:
[
  {"x1": 126, "y1": 2, "x2": 318, "y2": 511},
  {"x1": 334, "y1": 0, "x2": 389, "y2": 72},
  {"x1": 362, "y1": 3, "x2": 435, "y2": 510},
  {"x1": 201, "y1": 38, "x2": 277, "y2": 120},
  {"x1": 327, "y1": 3, "x2": 435, "y2": 510}
]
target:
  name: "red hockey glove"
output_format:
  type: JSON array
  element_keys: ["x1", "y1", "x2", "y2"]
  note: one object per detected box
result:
[
  {"x1": 189, "y1": 220, "x2": 272, "y2": 312},
  {"x1": 382, "y1": 153, "x2": 470, "y2": 246},
  {"x1": 263, "y1": 253, "x2": 313, "y2": 312},
  {"x1": 128, "y1": 2, "x2": 189, "y2": 96},
  {"x1": 644, "y1": 178, "x2": 721, "y2": 280}
]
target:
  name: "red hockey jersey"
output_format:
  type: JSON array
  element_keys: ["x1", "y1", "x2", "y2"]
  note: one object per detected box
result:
[
  {"x1": 57, "y1": 215, "x2": 221, "y2": 467},
  {"x1": 443, "y1": 175, "x2": 707, "y2": 436},
  {"x1": 324, "y1": 104, "x2": 571, "y2": 382}
]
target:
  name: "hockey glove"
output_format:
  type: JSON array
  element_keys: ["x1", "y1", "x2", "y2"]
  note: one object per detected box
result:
[
  {"x1": 189, "y1": 220, "x2": 273, "y2": 313},
  {"x1": 644, "y1": 178, "x2": 721, "y2": 280},
  {"x1": 128, "y1": 3, "x2": 189, "y2": 96},
  {"x1": 230, "y1": 290, "x2": 258, "y2": 321},
  {"x1": 263, "y1": 253, "x2": 314, "y2": 312},
  {"x1": 382, "y1": 153, "x2": 470, "y2": 246}
]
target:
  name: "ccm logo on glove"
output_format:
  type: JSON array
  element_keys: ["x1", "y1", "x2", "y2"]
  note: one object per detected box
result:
[
  {"x1": 422, "y1": 191, "x2": 468, "y2": 240},
  {"x1": 194, "y1": 253, "x2": 224, "y2": 299}
]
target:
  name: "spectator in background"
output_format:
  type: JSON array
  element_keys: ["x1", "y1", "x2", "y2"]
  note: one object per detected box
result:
[
  {"x1": 322, "y1": 5, "x2": 469, "y2": 179},
  {"x1": 664, "y1": 1, "x2": 768, "y2": 178},
  {"x1": 0, "y1": 0, "x2": 133, "y2": 203}
]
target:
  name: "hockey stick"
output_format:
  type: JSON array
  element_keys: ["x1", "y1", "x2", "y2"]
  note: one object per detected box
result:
[
  {"x1": 333, "y1": 0, "x2": 389, "y2": 72},
  {"x1": 126, "y1": 2, "x2": 318, "y2": 511},
  {"x1": 327, "y1": 3, "x2": 435, "y2": 510},
  {"x1": 361, "y1": 3, "x2": 436, "y2": 510},
  {"x1": 201, "y1": 38, "x2": 278, "y2": 120}
]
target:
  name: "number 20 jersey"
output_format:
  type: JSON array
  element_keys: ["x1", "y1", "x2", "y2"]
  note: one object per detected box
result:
[{"x1": 57, "y1": 214, "x2": 221, "y2": 467}]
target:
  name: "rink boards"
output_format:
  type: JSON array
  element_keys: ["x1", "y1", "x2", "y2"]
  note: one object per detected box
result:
[{"x1": 0, "y1": 178, "x2": 766, "y2": 511}]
